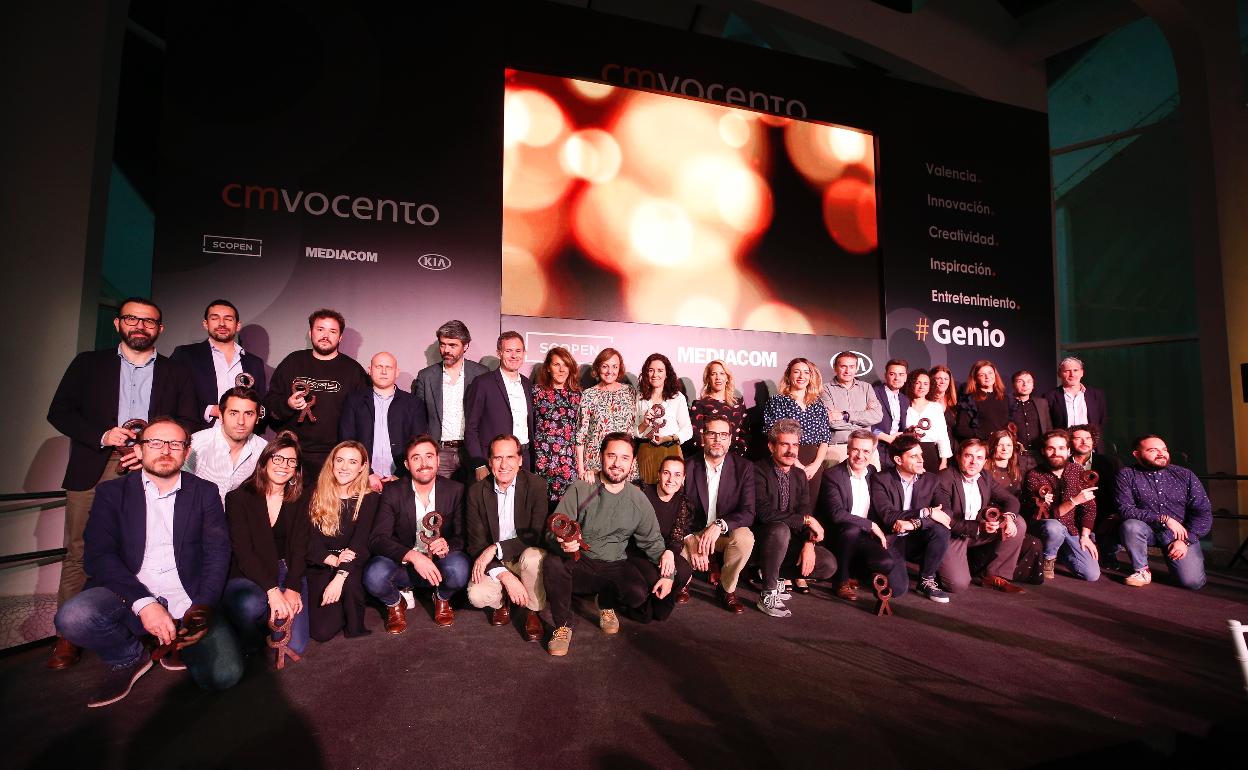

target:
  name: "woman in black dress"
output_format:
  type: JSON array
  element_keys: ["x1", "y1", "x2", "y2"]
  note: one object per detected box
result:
[{"x1": 304, "y1": 440, "x2": 379, "y2": 642}]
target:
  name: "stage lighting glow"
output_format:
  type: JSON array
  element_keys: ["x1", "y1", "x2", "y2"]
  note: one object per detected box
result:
[
  {"x1": 784, "y1": 121, "x2": 847, "y2": 186},
  {"x1": 501, "y1": 244, "x2": 548, "y2": 315},
  {"x1": 570, "y1": 79, "x2": 614, "y2": 100},
  {"x1": 572, "y1": 176, "x2": 648, "y2": 273},
  {"x1": 713, "y1": 165, "x2": 771, "y2": 235},
  {"x1": 561, "y1": 129, "x2": 622, "y2": 184},
  {"x1": 629, "y1": 198, "x2": 694, "y2": 267},
  {"x1": 828, "y1": 126, "x2": 870, "y2": 164},
  {"x1": 674, "y1": 295, "x2": 733, "y2": 328},
  {"x1": 615, "y1": 94, "x2": 728, "y2": 193},
  {"x1": 823, "y1": 176, "x2": 878, "y2": 254},
  {"x1": 505, "y1": 88, "x2": 567, "y2": 148},
  {"x1": 717, "y1": 112, "x2": 752, "y2": 149},
  {"x1": 502, "y1": 141, "x2": 574, "y2": 211},
  {"x1": 744, "y1": 302, "x2": 815, "y2": 335}
]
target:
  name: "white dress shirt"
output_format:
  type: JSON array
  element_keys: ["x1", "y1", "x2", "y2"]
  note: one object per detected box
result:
[
  {"x1": 849, "y1": 470, "x2": 871, "y2": 518},
  {"x1": 183, "y1": 424, "x2": 268, "y2": 504},
  {"x1": 705, "y1": 458, "x2": 724, "y2": 526},
  {"x1": 1064, "y1": 387, "x2": 1088, "y2": 427},
  {"x1": 961, "y1": 474, "x2": 983, "y2": 520},
  {"x1": 412, "y1": 482, "x2": 437, "y2": 554},
  {"x1": 132, "y1": 473, "x2": 193, "y2": 620},
  {"x1": 885, "y1": 388, "x2": 901, "y2": 434},
  {"x1": 501, "y1": 372, "x2": 530, "y2": 445},
  {"x1": 441, "y1": 367, "x2": 467, "y2": 441},
  {"x1": 489, "y1": 480, "x2": 518, "y2": 578},
  {"x1": 207, "y1": 341, "x2": 245, "y2": 422}
]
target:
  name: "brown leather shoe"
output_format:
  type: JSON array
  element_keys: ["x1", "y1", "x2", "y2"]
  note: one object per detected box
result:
[
  {"x1": 433, "y1": 597, "x2": 454, "y2": 627},
  {"x1": 835, "y1": 582, "x2": 858, "y2": 602},
  {"x1": 385, "y1": 602, "x2": 408, "y2": 635},
  {"x1": 524, "y1": 610, "x2": 542, "y2": 642},
  {"x1": 47, "y1": 637, "x2": 81, "y2": 670},
  {"x1": 676, "y1": 587, "x2": 690, "y2": 604},
  {"x1": 719, "y1": 588, "x2": 744, "y2": 614},
  {"x1": 490, "y1": 604, "x2": 510, "y2": 627},
  {"x1": 981, "y1": 574, "x2": 1026, "y2": 594}
]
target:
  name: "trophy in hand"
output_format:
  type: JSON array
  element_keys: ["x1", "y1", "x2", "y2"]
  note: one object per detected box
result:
[
  {"x1": 419, "y1": 511, "x2": 444, "y2": 553},
  {"x1": 548, "y1": 513, "x2": 591, "y2": 561},
  {"x1": 116, "y1": 418, "x2": 148, "y2": 474},
  {"x1": 1032, "y1": 484, "x2": 1052, "y2": 520},
  {"x1": 646, "y1": 403, "x2": 667, "y2": 444},
  {"x1": 234, "y1": 372, "x2": 255, "y2": 389},
  {"x1": 292, "y1": 378, "x2": 317, "y2": 423}
]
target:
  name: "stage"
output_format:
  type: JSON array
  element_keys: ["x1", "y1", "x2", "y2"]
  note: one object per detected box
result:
[{"x1": 6, "y1": 556, "x2": 1246, "y2": 770}]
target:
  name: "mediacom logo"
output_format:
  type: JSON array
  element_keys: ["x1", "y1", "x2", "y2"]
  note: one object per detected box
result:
[
  {"x1": 525, "y1": 332, "x2": 614, "y2": 364},
  {"x1": 203, "y1": 235, "x2": 261, "y2": 257},
  {"x1": 305, "y1": 247, "x2": 378, "y2": 263}
]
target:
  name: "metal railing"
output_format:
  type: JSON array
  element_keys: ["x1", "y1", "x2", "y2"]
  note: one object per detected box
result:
[{"x1": 0, "y1": 490, "x2": 67, "y2": 567}]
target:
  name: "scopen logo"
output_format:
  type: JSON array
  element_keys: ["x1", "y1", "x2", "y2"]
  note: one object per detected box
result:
[{"x1": 418, "y1": 253, "x2": 452, "y2": 271}]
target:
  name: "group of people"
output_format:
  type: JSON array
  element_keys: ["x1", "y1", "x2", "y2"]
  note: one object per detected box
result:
[{"x1": 44, "y1": 297, "x2": 1213, "y2": 706}]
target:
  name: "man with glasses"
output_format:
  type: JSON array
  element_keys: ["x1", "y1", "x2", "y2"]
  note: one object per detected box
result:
[
  {"x1": 53, "y1": 417, "x2": 243, "y2": 706},
  {"x1": 170, "y1": 299, "x2": 267, "y2": 431},
  {"x1": 683, "y1": 417, "x2": 756, "y2": 613},
  {"x1": 46, "y1": 297, "x2": 197, "y2": 670}
]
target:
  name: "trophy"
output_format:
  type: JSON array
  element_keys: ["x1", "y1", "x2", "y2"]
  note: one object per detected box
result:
[
  {"x1": 646, "y1": 403, "x2": 667, "y2": 443},
  {"x1": 116, "y1": 418, "x2": 148, "y2": 474},
  {"x1": 905, "y1": 417, "x2": 932, "y2": 439},
  {"x1": 548, "y1": 513, "x2": 591, "y2": 560},
  {"x1": 268, "y1": 613, "x2": 301, "y2": 670},
  {"x1": 1033, "y1": 483, "x2": 1052, "y2": 520},
  {"x1": 292, "y1": 378, "x2": 317, "y2": 423},
  {"x1": 150, "y1": 604, "x2": 212, "y2": 663},
  {"x1": 872, "y1": 573, "x2": 894, "y2": 617},
  {"x1": 1085, "y1": 470, "x2": 1099, "y2": 486},
  {"x1": 234, "y1": 372, "x2": 255, "y2": 389},
  {"x1": 418, "y1": 511, "x2": 444, "y2": 552}
]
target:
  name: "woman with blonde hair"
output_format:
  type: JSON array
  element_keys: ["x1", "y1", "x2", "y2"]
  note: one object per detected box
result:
[
  {"x1": 689, "y1": 360, "x2": 748, "y2": 456},
  {"x1": 304, "y1": 440, "x2": 379, "y2": 642},
  {"x1": 762, "y1": 358, "x2": 831, "y2": 507}
]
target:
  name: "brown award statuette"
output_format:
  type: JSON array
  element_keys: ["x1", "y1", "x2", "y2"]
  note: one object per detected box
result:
[
  {"x1": 419, "y1": 511, "x2": 444, "y2": 551},
  {"x1": 234, "y1": 372, "x2": 255, "y2": 389},
  {"x1": 1085, "y1": 470, "x2": 1099, "y2": 486},
  {"x1": 1033, "y1": 483, "x2": 1052, "y2": 520},
  {"x1": 548, "y1": 513, "x2": 591, "y2": 561},
  {"x1": 906, "y1": 416, "x2": 932, "y2": 439},
  {"x1": 151, "y1": 604, "x2": 212, "y2": 663},
  {"x1": 292, "y1": 378, "x2": 317, "y2": 424},
  {"x1": 872, "y1": 573, "x2": 894, "y2": 616},
  {"x1": 268, "y1": 614, "x2": 301, "y2": 670},
  {"x1": 982, "y1": 506, "x2": 1002, "y2": 525},
  {"x1": 116, "y1": 419, "x2": 148, "y2": 474}
]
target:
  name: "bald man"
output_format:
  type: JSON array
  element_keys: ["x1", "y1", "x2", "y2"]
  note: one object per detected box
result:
[{"x1": 340, "y1": 352, "x2": 429, "y2": 490}]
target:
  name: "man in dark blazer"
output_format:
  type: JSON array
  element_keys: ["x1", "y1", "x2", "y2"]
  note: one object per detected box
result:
[
  {"x1": 365, "y1": 435, "x2": 470, "y2": 632},
  {"x1": 871, "y1": 359, "x2": 911, "y2": 471},
  {"x1": 464, "y1": 434, "x2": 548, "y2": 641},
  {"x1": 411, "y1": 319, "x2": 489, "y2": 480},
  {"x1": 464, "y1": 331, "x2": 535, "y2": 480},
  {"x1": 169, "y1": 299, "x2": 267, "y2": 431},
  {"x1": 45, "y1": 297, "x2": 197, "y2": 669},
  {"x1": 870, "y1": 434, "x2": 953, "y2": 601},
  {"x1": 818, "y1": 430, "x2": 894, "y2": 601},
  {"x1": 1042, "y1": 357, "x2": 1107, "y2": 441},
  {"x1": 339, "y1": 351, "x2": 427, "y2": 491},
  {"x1": 683, "y1": 417, "x2": 756, "y2": 613},
  {"x1": 751, "y1": 419, "x2": 836, "y2": 617},
  {"x1": 933, "y1": 438, "x2": 1026, "y2": 593},
  {"x1": 53, "y1": 418, "x2": 243, "y2": 707}
]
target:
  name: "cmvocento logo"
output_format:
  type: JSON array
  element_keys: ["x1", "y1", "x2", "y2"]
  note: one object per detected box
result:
[
  {"x1": 305, "y1": 247, "x2": 378, "y2": 263},
  {"x1": 418, "y1": 254, "x2": 452, "y2": 271},
  {"x1": 832, "y1": 351, "x2": 874, "y2": 377},
  {"x1": 221, "y1": 183, "x2": 439, "y2": 226},
  {"x1": 203, "y1": 235, "x2": 261, "y2": 257},
  {"x1": 525, "y1": 332, "x2": 614, "y2": 364}
]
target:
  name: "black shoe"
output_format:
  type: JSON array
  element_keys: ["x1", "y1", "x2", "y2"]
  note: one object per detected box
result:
[{"x1": 87, "y1": 657, "x2": 153, "y2": 708}]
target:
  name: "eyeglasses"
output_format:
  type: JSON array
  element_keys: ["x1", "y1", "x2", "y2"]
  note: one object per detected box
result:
[
  {"x1": 269, "y1": 456, "x2": 299, "y2": 468},
  {"x1": 119, "y1": 315, "x2": 160, "y2": 329},
  {"x1": 704, "y1": 431, "x2": 731, "y2": 440},
  {"x1": 141, "y1": 438, "x2": 187, "y2": 451}
]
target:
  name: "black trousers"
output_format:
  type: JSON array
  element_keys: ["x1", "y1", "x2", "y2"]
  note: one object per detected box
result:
[
  {"x1": 543, "y1": 553, "x2": 650, "y2": 628},
  {"x1": 885, "y1": 521, "x2": 951, "y2": 597},
  {"x1": 306, "y1": 566, "x2": 368, "y2": 642},
  {"x1": 830, "y1": 523, "x2": 896, "y2": 588},
  {"x1": 625, "y1": 553, "x2": 693, "y2": 623},
  {"x1": 752, "y1": 521, "x2": 837, "y2": 587}
]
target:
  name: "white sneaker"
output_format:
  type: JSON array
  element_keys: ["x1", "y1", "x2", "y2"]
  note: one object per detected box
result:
[
  {"x1": 1124, "y1": 568, "x2": 1152, "y2": 587},
  {"x1": 400, "y1": 589, "x2": 416, "y2": 609},
  {"x1": 757, "y1": 589, "x2": 792, "y2": 618}
]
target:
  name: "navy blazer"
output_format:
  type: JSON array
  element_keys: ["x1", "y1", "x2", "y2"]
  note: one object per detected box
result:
[
  {"x1": 83, "y1": 471, "x2": 230, "y2": 632},
  {"x1": 869, "y1": 468, "x2": 939, "y2": 530},
  {"x1": 464, "y1": 369, "x2": 536, "y2": 469},
  {"x1": 169, "y1": 340, "x2": 267, "y2": 431},
  {"x1": 369, "y1": 476, "x2": 466, "y2": 563},
  {"x1": 683, "y1": 452, "x2": 755, "y2": 532},
  {"x1": 464, "y1": 469, "x2": 549, "y2": 570},
  {"x1": 932, "y1": 468, "x2": 1020, "y2": 540},
  {"x1": 1041, "y1": 386, "x2": 1107, "y2": 430},
  {"x1": 338, "y1": 388, "x2": 428, "y2": 478},
  {"x1": 47, "y1": 349, "x2": 198, "y2": 491},
  {"x1": 817, "y1": 460, "x2": 877, "y2": 531},
  {"x1": 871, "y1": 382, "x2": 911, "y2": 436},
  {"x1": 411, "y1": 360, "x2": 489, "y2": 442}
]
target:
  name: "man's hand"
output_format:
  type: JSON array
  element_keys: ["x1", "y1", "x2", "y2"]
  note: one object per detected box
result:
[
  {"x1": 557, "y1": 537, "x2": 582, "y2": 555},
  {"x1": 102, "y1": 425, "x2": 138, "y2": 448},
  {"x1": 287, "y1": 391, "x2": 307, "y2": 411},
  {"x1": 1168, "y1": 538, "x2": 1188, "y2": 561},
  {"x1": 928, "y1": 506, "x2": 951, "y2": 528},
  {"x1": 368, "y1": 473, "x2": 384, "y2": 493},
  {"x1": 176, "y1": 606, "x2": 212, "y2": 648},
  {"x1": 684, "y1": 537, "x2": 709, "y2": 571},
  {"x1": 1071, "y1": 487, "x2": 1097, "y2": 506},
  {"x1": 652, "y1": 577, "x2": 673, "y2": 599},
  {"x1": 405, "y1": 550, "x2": 442, "y2": 585},
  {"x1": 1079, "y1": 533, "x2": 1099, "y2": 561},
  {"x1": 324, "y1": 554, "x2": 340, "y2": 568},
  {"x1": 475, "y1": 466, "x2": 489, "y2": 482},
  {"x1": 659, "y1": 550, "x2": 675, "y2": 578},
  {"x1": 471, "y1": 546, "x2": 495, "y2": 584},
  {"x1": 499, "y1": 571, "x2": 529, "y2": 607},
  {"x1": 337, "y1": 548, "x2": 356, "y2": 565},
  {"x1": 982, "y1": 518, "x2": 1001, "y2": 535},
  {"x1": 1003, "y1": 517, "x2": 1018, "y2": 539},
  {"x1": 1163, "y1": 516, "x2": 1189, "y2": 543},
  {"x1": 804, "y1": 516, "x2": 825, "y2": 543},
  {"x1": 118, "y1": 447, "x2": 143, "y2": 471},
  {"x1": 139, "y1": 602, "x2": 177, "y2": 647},
  {"x1": 697, "y1": 525, "x2": 720, "y2": 556},
  {"x1": 207, "y1": 405, "x2": 221, "y2": 420},
  {"x1": 283, "y1": 587, "x2": 303, "y2": 616},
  {"x1": 267, "y1": 587, "x2": 293, "y2": 622},
  {"x1": 869, "y1": 521, "x2": 889, "y2": 549},
  {"x1": 797, "y1": 541, "x2": 816, "y2": 577},
  {"x1": 1042, "y1": 491, "x2": 1054, "y2": 505},
  {"x1": 427, "y1": 537, "x2": 449, "y2": 559},
  {"x1": 321, "y1": 573, "x2": 345, "y2": 605},
  {"x1": 892, "y1": 519, "x2": 912, "y2": 535}
]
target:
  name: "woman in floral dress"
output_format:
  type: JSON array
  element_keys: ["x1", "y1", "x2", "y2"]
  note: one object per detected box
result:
[
  {"x1": 531, "y1": 347, "x2": 582, "y2": 507},
  {"x1": 575, "y1": 347, "x2": 638, "y2": 482}
]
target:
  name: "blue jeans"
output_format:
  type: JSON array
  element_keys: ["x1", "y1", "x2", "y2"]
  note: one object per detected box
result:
[
  {"x1": 222, "y1": 560, "x2": 310, "y2": 656},
  {"x1": 363, "y1": 552, "x2": 470, "y2": 604},
  {"x1": 1030, "y1": 519, "x2": 1100, "y2": 582},
  {"x1": 1120, "y1": 518, "x2": 1207, "y2": 590},
  {"x1": 55, "y1": 586, "x2": 244, "y2": 691}
]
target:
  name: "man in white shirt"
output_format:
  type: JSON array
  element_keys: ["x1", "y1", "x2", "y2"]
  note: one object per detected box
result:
[
  {"x1": 411, "y1": 320, "x2": 488, "y2": 479},
  {"x1": 465, "y1": 332, "x2": 535, "y2": 481},
  {"x1": 1041, "y1": 357, "x2": 1107, "y2": 446},
  {"x1": 182, "y1": 387, "x2": 268, "y2": 504},
  {"x1": 871, "y1": 359, "x2": 911, "y2": 471},
  {"x1": 819, "y1": 430, "x2": 893, "y2": 601},
  {"x1": 820, "y1": 351, "x2": 883, "y2": 466},
  {"x1": 683, "y1": 418, "x2": 756, "y2": 613}
]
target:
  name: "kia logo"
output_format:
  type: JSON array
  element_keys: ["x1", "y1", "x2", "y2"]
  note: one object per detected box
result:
[
  {"x1": 418, "y1": 253, "x2": 452, "y2": 271},
  {"x1": 831, "y1": 351, "x2": 874, "y2": 377}
]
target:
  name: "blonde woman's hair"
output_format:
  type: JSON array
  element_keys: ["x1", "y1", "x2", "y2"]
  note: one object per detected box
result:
[
  {"x1": 309, "y1": 440, "x2": 373, "y2": 536},
  {"x1": 778, "y1": 358, "x2": 823, "y2": 406},
  {"x1": 701, "y1": 360, "x2": 739, "y2": 407}
]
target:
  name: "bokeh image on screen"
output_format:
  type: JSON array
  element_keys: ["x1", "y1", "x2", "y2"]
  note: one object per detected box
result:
[{"x1": 502, "y1": 69, "x2": 881, "y2": 338}]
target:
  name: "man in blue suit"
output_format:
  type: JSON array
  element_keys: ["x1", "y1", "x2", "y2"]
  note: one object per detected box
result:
[
  {"x1": 339, "y1": 351, "x2": 427, "y2": 491},
  {"x1": 54, "y1": 417, "x2": 243, "y2": 707},
  {"x1": 170, "y1": 299, "x2": 267, "y2": 431},
  {"x1": 871, "y1": 359, "x2": 911, "y2": 471}
]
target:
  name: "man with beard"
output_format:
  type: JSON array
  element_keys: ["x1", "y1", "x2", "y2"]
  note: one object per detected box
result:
[
  {"x1": 182, "y1": 386, "x2": 268, "y2": 504},
  {"x1": 683, "y1": 417, "x2": 757, "y2": 613},
  {"x1": 171, "y1": 299, "x2": 267, "y2": 431},
  {"x1": 53, "y1": 418, "x2": 243, "y2": 706},
  {"x1": 46, "y1": 297, "x2": 197, "y2": 670},
  {"x1": 465, "y1": 332, "x2": 535, "y2": 480},
  {"x1": 1116, "y1": 435, "x2": 1211, "y2": 589},
  {"x1": 934, "y1": 439, "x2": 1026, "y2": 594},
  {"x1": 339, "y1": 351, "x2": 428, "y2": 492},
  {"x1": 1007, "y1": 370, "x2": 1052, "y2": 473},
  {"x1": 1069, "y1": 424, "x2": 1123, "y2": 570},
  {"x1": 752, "y1": 419, "x2": 836, "y2": 617},
  {"x1": 366, "y1": 435, "x2": 470, "y2": 630},
  {"x1": 544, "y1": 433, "x2": 668, "y2": 656},
  {"x1": 1023, "y1": 430, "x2": 1100, "y2": 582},
  {"x1": 871, "y1": 359, "x2": 910, "y2": 471},
  {"x1": 263, "y1": 309, "x2": 368, "y2": 479},
  {"x1": 870, "y1": 434, "x2": 953, "y2": 602},
  {"x1": 412, "y1": 320, "x2": 489, "y2": 480}
]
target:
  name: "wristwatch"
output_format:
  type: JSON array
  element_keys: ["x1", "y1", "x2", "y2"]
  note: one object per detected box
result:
[
  {"x1": 717, "y1": 519, "x2": 729, "y2": 535},
  {"x1": 336, "y1": 569, "x2": 349, "y2": 578}
]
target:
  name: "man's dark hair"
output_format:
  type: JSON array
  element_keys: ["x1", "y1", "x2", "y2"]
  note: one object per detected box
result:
[
  {"x1": 1042, "y1": 429, "x2": 1071, "y2": 448},
  {"x1": 1069, "y1": 423, "x2": 1100, "y2": 442},
  {"x1": 118, "y1": 297, "x2": 162, "y2": 322},
  {"x1": 884, "y1": 358, "x2": 908, "y2": 371},
  {"x1": 218, "y1": 386, "x2": 260, "y2": 412},
  {"x1": 489, "y1": 433, "x2": 522, "y2": 457},
  {"x1": 1132, "y1": 434, "x2": 1165, "y2": 450},
  {"x1": 404, "y1": 434, "x2": 439, "y2": 456},
  {"x1": 496, "y1": 331, "x2": 524, "y2": 351},
  {"x1": 890, "y1": 433, "x2": 921, "y2": 459},
  {"x1": 308, "y1": 308, "x2": 345, "y2": 332},
  {"x1": 600, "y1": 431, "x2": 635, "y2": 456},
  {"x1": 204, "y1": 299, "x2": 239, "y2": 320},
  {"x1": 437, "y1": 319, "x2": 471, "y2": 344}
]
